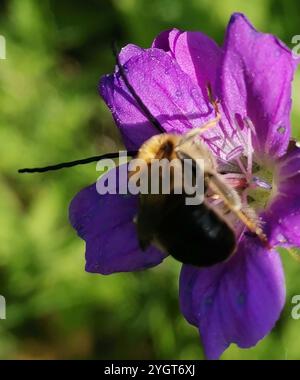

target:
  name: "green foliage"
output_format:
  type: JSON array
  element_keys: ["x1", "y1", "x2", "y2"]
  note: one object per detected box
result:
[{"x1": 0, "y1": 0, "x2": 300, "y2": 359}]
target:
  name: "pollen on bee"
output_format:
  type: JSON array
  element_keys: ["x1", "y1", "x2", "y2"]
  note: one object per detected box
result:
[{"x1": 136, "y1": 134, "x2": 181, "y2": 163}]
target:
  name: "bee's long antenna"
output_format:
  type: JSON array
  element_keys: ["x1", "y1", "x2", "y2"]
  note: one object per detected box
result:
[
  {"x1": 18, "y1": 151, "x2": 137, "y2": 174},
  {"x1": 19, "y1": 44, "x2": 164, "y2": 174},
  {"x1": 112, "y1": 43, "x2": 165, "y2": 134}
]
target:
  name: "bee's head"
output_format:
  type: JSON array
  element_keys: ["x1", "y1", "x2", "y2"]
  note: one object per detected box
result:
[{"x1": 137, "y1": 134, "x2": 181, "y2": 163}]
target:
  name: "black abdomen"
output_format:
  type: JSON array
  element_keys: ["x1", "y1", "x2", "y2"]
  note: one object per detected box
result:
[{"x1": 156, "y1": 194, "x2": 236, "y2": 267}]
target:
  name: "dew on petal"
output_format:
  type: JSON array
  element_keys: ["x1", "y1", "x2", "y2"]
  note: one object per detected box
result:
[
  {"x1": 191, "y1": 87, "x2": 200, "y2": 100},
  {"x1": 277, "y1": 125, "x2": 286, "y2": 134}
]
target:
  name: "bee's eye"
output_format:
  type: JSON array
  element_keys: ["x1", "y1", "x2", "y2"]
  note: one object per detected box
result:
[{"x1": 160, "y1": 140, "x2": 174, "y2": 157}]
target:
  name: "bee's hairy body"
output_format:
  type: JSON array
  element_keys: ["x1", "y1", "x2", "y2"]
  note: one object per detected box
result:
[{"x1": 130, "y1": 133, "x2": 241, "y2": 267}]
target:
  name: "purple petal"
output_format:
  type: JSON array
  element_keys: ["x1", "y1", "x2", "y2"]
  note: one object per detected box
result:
[
  {"x1": 69, "y1": 166, "x2": 165, "y2": 274},
  {"x1": 153, "y1": 28, "x2": 242, "y2": 159},
  {"x1": 221, "y1": 13, "x2": 298, "y2": 158},
  {"x1": 179, "y1": 237, "x2": 285, "y2": 359},
  {"x1": 154, "y1": 29, "x2": 222, "y2": 98},
  {"x1": 266, "y1": 145, "x2": 300, "y2": 246},
  {"x1": 152, "y1": 29, "x2": 181, "y2": 52},
  {"x1": 99, "y1": 47, "x2": 213, "y2": 151},
  {"x1": 118, "y1": 44, "x2": 144, "y2": 65}
]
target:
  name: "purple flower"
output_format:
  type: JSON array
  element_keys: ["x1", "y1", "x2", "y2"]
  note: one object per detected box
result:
[{"x1": 69, "y1": 13, "x2": 300, "y2": 359}]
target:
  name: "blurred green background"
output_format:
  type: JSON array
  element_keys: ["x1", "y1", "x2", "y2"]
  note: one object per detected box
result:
[{"x1": 0, "y1": 0, "x2": 300, "y2": 360}]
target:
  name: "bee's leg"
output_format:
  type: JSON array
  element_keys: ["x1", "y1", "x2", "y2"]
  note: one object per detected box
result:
[
  {"x1": 206, "y1": 173, "x2": 270, "y2": 247},
  {"x1": 178, "y1": 115, "x2": 221, "y2": 147},
  {"x1": 205, "y1": 172, "x2": 242, "y2": 211}
]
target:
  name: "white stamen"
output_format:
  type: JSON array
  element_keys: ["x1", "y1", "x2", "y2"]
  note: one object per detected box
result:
[
  {"x1": 222, "y1": 173, "x2": 245, "y2": 179},
  {"x1": 226, "y1": 146, "x2": 244, "y2": 161},
  {"x1": 246, "y1": 125, "x2": 253, "y2": 176},
  {"x1": 234, "y1": 116, "x2": 248, "y2": 150},
  {"x1": 236, "y1": 157, "x2": 248, "y2": 178},
  {"x1": 252, "y1": 176, "x2": 272, "y2": 189},
  {"x1": 244, "y1": 117, "x2": 257, "y2": 135}
]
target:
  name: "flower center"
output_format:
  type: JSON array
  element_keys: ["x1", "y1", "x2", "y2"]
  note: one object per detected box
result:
[
  {"x1": 204, "y1": 114, "x2": 276, "y2": 241},
  {"x1": 248, "y1": 166, "x2": 274, "y2": 210},
  {"x1": 219, "y1": 159, "x2": 273, "y2": 210}
]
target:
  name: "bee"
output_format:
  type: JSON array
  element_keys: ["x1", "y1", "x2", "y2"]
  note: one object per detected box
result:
[
  {"x1": 128, "y1": 105, "x2": 267, "y2": 267},
  {"x1": 18, "y1": 47, "x2": 268, "y2": 267},
  {"x1": 111, "y1": 50, "x2": 268, "y2": 267}
]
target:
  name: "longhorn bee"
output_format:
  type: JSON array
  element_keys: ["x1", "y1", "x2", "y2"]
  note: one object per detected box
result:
[
  {"x1": 128, "y1": 107, "x2": 267, "y2": 267},
  {"x1": 18, "y1": 47, "x2": 268, "y2": 267}
]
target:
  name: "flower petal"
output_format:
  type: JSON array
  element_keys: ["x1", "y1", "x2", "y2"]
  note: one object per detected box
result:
[
  {"x1": 152, "y1": 29, "x2": 182, "y2": 52},
  {"x1": 221, "y1": 13, "x2": 298, "y2": 158},
  {"x1": 118, "y1": 43, "x2": 144, "y2": 65},
  {"x1": 179, "y1": 238, "x2": 285, "y2": 359},
  {"x1": 69, "y1": 166, "x2": 165, "y2": 274},
  {"x1": 99, "y1": 47, "x2": 212, "y2": 151},
  {"x1": 154, "y1": 28, "x2": 223, "y2": 98},
  {"x1": 266, "y1": 144, "x2": 300, "y2": 246},
  {"x1": 153, "y1": 28, "x2": 243, "y2": 160}
]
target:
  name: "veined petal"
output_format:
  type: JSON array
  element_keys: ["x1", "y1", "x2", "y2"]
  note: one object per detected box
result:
[
  {"x1": 221, "y1": 13, "x2": 298, "y2": 159},
  {"x1": 153, "y1": 28, "x2": 244, "y2": 159},
  {"x1": 266, "y1": 145, "x2": 300, "y2": 247},
  {"x1": 154, "y1": 28, "x2": 223, "y2": 98},
  {"x1": 99, "y1": 47, "x2": 213, "y2": 151},
  {"x1": 69, "y1": 166, "x2": 165, "y2": 274},
  {"x1": 179, "y1": 238, "x2": 285, "y2": 359}
]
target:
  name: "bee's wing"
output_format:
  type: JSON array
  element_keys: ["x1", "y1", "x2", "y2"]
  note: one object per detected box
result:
[
  {"x1": 175, "y1": 138, "x2": 216, "y2": 172},
  {"x1": 135, "y1": 193, "x2": 168, "y2": 251},
  {"x1": 135, "y1": 157, "x2": 184, "y2": 252}
]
